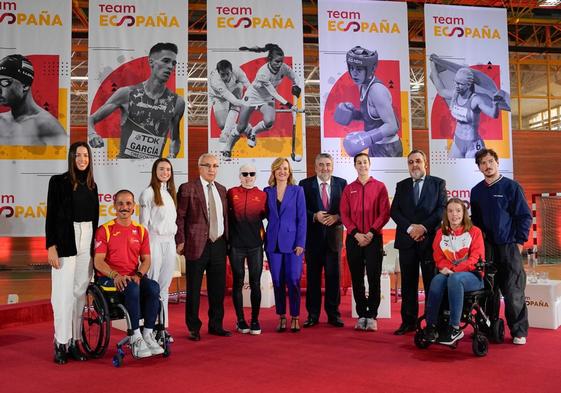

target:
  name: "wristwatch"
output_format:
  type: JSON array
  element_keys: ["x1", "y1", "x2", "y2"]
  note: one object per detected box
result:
[{"x1": 135, "y1": 271, "x2": 144, "y2": 279}]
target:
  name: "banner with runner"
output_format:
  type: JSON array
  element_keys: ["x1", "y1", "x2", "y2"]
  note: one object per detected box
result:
[
  {"x1": 0, "y1": 0, "x2": 70, "y2": 235},
  {"x1": 318, "y1": 0, "x2": 411, "y2": 191},
  {"x1": 425, "y1": 4, "x2": 512, "y2": 201},
  {"x1": 88, "y1": 0, "x2": 188, "y2": 217},
  {"x1": 207, "y1": 0, "x2": 306, "y2": 188}
]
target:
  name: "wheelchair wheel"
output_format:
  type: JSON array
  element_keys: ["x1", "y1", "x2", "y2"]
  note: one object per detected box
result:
[
  {"x1": 472, "y1": 334, "x2": 488, "y2": 357},
  {"x1": 414, "y1": 330, "x2": 431, "y2": 349},
  {"x1": 81, "y1": 284, "x2": 111, "y2": 358},
  {"x1": 491, "y1": 319, "x2": 505, "y2": 344}
]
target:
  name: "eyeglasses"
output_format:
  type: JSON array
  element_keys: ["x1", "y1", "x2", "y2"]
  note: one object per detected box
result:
[
  {"x1": 0, "y1": 78, "x2": 13, "y2": 87},
  {"x1": 199, "y1": 163, "x2": 219, "y2": 169},
  {"x1": 241, "y1": 172, "x2": 256, "y2": 177}
]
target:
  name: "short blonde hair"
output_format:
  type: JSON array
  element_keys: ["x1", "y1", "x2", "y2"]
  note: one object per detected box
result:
[{"x1": 268, "y1": 157, "x2": 295, "y2": 186}]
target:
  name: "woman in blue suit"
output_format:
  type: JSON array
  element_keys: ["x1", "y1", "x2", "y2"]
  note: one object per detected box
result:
[{"x1": 264, "y1": 157, "x2": 307, "y2": 332}]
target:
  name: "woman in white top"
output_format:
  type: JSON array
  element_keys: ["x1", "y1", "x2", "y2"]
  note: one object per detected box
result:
[{"x1": 139, "y1": 158, "x2": 177, "y2": 338}]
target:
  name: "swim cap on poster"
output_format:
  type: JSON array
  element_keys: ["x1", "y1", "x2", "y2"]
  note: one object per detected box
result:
[
  {"x1": 346, "y1": 46, "x2": 378, "y2": 78},
  {"x1": 0, "y1": 54, "x2": 34, "y2": 86}
]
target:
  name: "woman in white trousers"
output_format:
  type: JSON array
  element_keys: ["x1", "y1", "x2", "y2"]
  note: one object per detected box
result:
[
  {"x1": 46, "y1": 141, "x2": 99, "y2": 364},
  {"x1": 140, "y1": 158, "x2": 178, "y2": 340}
]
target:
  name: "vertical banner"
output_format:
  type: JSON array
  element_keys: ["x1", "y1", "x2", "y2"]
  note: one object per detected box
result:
[
  {"x1": 207, "y1": 0, "x2": 306, "y2": 189},
  {"x1": 318, "y1": 0, "x2": 411, "y2": 190},
  {"x1": 88, "y1": 0, "x2": 188, "y2": 215},
  {"x1": 425, "y1": 4, "x2": 512, "y2": 199},
  {"x1": 0, "y1": 0, "x2": 70, "y2": 235}
]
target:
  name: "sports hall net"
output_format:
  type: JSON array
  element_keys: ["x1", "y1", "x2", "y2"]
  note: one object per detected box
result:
[{"x1": 535, "y1": 195, "x2": 561, "y2": 264}]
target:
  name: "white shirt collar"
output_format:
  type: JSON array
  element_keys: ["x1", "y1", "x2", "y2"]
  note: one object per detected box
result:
[{"x1": 316, "y1": 176, "x2": 331, "y2": 188}]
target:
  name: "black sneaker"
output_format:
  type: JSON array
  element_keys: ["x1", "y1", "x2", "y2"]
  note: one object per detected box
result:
[
  {"x1": 250, "y1": 320, "x2": 262, "y2": 335},
  {"x1": 424, "y1": 325, "x2": 438, "y2": 343},
  {"x1": 236, "y1": 320, "x2": 250, "y2": 334},
  {"x1": 439, "y1": 326, "x2": 464, "y2": 345}
]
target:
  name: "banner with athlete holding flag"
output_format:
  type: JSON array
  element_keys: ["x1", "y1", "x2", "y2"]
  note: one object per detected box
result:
[{"x1": 425, "y1": 4, "x2": 512, "y2": 199}]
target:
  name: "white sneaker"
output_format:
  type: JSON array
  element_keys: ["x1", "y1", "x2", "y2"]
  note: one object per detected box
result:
[
  {"x1": 365, "y1": 318, "x2": 378, "y2": 331},
  {"x1": 131, "y1": 336, "x2": 152, "y2": 358},
  {"x1": 143, "y1": 332, "x2": 164, "y2": 355},
  {"x1": 513, "y1": 336, "x2": 527, "y2": 345},
  {"x1": 354, "y1": 317, "x2": 367, "y2": 331}
]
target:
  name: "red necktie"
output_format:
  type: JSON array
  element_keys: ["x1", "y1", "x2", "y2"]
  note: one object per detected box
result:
[{"x1": 321, "y1": 182, "x2": 329, "y2": 210}]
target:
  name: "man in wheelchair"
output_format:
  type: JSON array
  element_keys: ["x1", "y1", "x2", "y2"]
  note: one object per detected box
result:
[
  {"x1": 422, "y1": 198, "x2": 485, "y2": 346},
  {"x1": 93, "y1": 189, "x2": 163, "y2": 358}
]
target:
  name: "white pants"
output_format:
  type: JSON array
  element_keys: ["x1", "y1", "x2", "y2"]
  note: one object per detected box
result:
[
  {"x1": 51, "y1": 222, "x2": 93, "y2": 345},
  {"x1": 147, "y1": 235, "x2": 176, "y2": 328}
]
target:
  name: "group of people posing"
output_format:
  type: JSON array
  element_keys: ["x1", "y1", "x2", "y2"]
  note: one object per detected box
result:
[{"x1": 45, "y1": 142, "x2": 532, "y2": 365}]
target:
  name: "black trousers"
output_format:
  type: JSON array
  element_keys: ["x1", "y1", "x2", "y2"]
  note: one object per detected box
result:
[
  {"x1": 305, "y1": 247, "x2": 341, "y2": 320},
  {"x1": 346, "y1": 234, "x2": 383, "y2": 319},
  {"x1": 229, "y1": 246, "x2": 263, "y2": 321},
  {"x1": 398, "y1": 244, "x2": 436, "y2": 325},
  {"x1": 185, "y1": 237, "x2": 227, "y2": 332},
  {"x1": 485, "y1": 241, "x2": 529, "y2": 338}
]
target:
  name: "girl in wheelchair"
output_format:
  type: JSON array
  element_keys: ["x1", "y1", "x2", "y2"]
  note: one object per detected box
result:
[{"x1": 423, "y1": 197, "x2": 485, "y2": 345}]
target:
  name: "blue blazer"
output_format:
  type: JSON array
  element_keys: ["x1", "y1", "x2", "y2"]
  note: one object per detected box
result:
[{"x1": 264, "y1": 184, "x2": 307, "y2": 254}]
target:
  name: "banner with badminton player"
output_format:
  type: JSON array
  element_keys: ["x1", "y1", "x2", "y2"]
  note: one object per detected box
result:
[
  {"x1": 87, "y1": 0, "x2": 188, "y2": 217},
  {"x1": 0, "y1": 0, "x2": 70, "y2": 235},
  {"x1": 318, "y1": 0, "x2": 411, "y2": 191},
  {"x1": 207, "y1": 0, "x2": 306, "y2": 188},
  {"x1": 425, "y1": 4, "x2": 512, "y2": 198}
]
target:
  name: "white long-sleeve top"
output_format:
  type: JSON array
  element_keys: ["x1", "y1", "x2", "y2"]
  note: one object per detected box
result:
[{"x1": 139, "y1": 183, "x2": 177, "y2": 237}]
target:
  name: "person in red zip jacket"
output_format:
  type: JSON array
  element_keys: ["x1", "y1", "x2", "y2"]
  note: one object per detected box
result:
[
  {"x1": 423, "y1": 198, "x2": 485, "y2": 346},
  {"x1": 227, "y1": 164, "x2": 267, "y2": 335},
  {"x1": 340, "y1": 152, "x2": 390, "y2": 332}
]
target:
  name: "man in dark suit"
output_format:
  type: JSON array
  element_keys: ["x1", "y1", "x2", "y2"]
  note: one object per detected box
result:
[
  {"x1": 299, "y1": 153, "x2": 347, "y2": 328},
  {"x1": 390, "y1": 149, "x2": 446, "y2": 335},
  {"x1": 176, "y1": 153, "x2": 230, "y2": 341}
]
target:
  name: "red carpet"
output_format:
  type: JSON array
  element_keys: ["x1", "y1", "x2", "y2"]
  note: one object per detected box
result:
[{"x1": 1, "y1": 294, "x2": 559, "y2": 393}]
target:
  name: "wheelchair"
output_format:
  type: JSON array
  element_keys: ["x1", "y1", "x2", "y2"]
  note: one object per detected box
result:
[
  {"x1": 414, "y1": 259, "x2": 505, "y2": 357},
  {"x1": 81, "y1": 281, "x2": 171, "y2": 367}
]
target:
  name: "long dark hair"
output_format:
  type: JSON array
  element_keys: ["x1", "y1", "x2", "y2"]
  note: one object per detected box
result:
[
  {"x1": 150, "y1": 158, "x2": 177, "y2": 207},
  {"x1": 68, "y1": 141, "x2": 95, "y2": 191},
  {"x1": 240, "y1": 43, "x2": 284, "y2": 61}
]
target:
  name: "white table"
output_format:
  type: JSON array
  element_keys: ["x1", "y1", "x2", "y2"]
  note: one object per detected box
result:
[{"x1": 526, "y1": 279, "x2": 561, "y2": 329}]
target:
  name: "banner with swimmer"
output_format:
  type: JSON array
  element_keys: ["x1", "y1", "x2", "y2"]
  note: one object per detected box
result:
[
  {"x1": 0, "y1": 0, "x2": 70, "y2": 235},
  {"x1": 88, "y1": 0, "x2": 188, "y2": 218},
  {"x1": 425, "y1": 4, "x2": 512, "y2": 201},
  {"x1": 207, "y1": 0, "x2": 306, "y2": 189},
  {"x1": 318, "y1": 0, "x2": 411, "y2": 196}
]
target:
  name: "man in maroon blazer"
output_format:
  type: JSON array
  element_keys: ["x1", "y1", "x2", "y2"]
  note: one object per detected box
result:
[{"x1": 176, "y1": 153, "x2": 230, "y2": 340}]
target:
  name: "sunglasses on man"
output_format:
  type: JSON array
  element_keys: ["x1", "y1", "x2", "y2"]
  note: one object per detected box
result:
[{"x1": 241, "y1": 172, "x2": 256, "y2": 177}]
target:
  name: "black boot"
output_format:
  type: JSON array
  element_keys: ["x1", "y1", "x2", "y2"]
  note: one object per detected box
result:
[
  {"x1": 54, "y1": 342, "x2": 67, "y2": 365},
  {"x1": 68, "y1": 340, "x2": 88, "y2": 361}
]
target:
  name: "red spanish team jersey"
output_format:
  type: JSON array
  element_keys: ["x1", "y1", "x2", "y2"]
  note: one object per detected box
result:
[
  {"x1": 95, "y1": 220, "x2": 150, "y2": 276},
  {"x1": 227, "y1": 186, "x2": 266, "y2": 248}
]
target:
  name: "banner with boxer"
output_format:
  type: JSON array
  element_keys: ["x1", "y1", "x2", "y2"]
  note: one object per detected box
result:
[
  {"x1": 318, "y1": 0, "x2": 411, "y2": 192},
  {"x1": 88, "y1": 0, "x2": 188, "y2": 217},
  {"x1": 207, "y1": 0, "x2": 306, "y2": 188},
  {"x1": 0, "y1": 0, "x2": 70, "y2": 235},
  {"x1": 425, "y1": 4, "x2": 512, "y2": 200}
]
